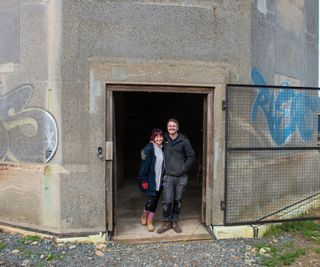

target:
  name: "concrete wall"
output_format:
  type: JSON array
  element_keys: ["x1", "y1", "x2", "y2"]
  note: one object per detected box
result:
[
  {"x1": 0, "y1": 0, "x2": 62, "y2": 232},
  {"x1": 0, "y1": 0, "x2": 318, "y2": 234},
  {"x1": 59, "y1": 0, "x2": 251, "y2": 232},
  {"x1": 251, "y1": 0, "x2": 318, "y2": 86}
]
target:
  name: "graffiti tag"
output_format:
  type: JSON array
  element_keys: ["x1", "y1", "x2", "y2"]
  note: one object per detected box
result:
[
  {"x1": 251, "y1": 68, "x2": 318, "y2": 145},
  {"x1": 0, "y1": 85, "x2": 58, "y2": 163}
]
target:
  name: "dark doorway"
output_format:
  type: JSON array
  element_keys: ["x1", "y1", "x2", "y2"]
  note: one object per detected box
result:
[{"x1": 112, "y1": 90, "x2": 211, "y2": 242}]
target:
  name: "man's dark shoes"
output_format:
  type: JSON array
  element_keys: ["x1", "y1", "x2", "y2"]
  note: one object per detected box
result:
[
  {"x1": 157, "y1": 222, "x2": 171, "y2": 234},
  {"x1": 172, "y1": 221, "x2": 182, "y2": 233}
]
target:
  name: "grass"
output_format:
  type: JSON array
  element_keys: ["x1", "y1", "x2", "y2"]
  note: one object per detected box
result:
[
  {"x1": 0, "y1": 241, "x2": 6, "y2": 250},
  {"x1": 256, "y1": 242, "x2": 306, "y2": 267},
  {"x1": 15, "y1": 236, "x2": 62, "y2": 262},
  {"x1": 18, "y1": 235, "x2": 41, "y2": 245},
  {"x1": 256, "y1": 220, "x2": 320, "y2": 266},
  {"x1": 46, "y1": 252, "x2": 63, "y2": 261},
  {"x1": 22, "y1": 249, "x2": 33, "y2": 257},
  {"x1": 263, "y1": 220, "x2": 320, "y2": 240},
  {"x1": 34, "y1": 251, "x2": 63, "y2": 261}
]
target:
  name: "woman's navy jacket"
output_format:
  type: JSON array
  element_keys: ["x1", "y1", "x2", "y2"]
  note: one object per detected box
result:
[{"x1": 138, "y1": 143, "x2": 164, "y2": 196}]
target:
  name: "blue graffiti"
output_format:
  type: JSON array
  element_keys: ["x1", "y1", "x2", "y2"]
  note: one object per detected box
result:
[{"x1": 251, "y1": 67, "x2": 318, "y2": 145}]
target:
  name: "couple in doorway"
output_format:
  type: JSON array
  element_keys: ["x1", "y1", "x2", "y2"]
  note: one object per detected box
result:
[{"x1": 138, "y1": 119, "x2": 195, "y2": 234}]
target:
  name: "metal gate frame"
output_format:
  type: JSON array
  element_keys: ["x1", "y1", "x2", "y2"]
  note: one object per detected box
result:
[{"x1": 224, "y1": 84, "x2": 320, "y2": 225}]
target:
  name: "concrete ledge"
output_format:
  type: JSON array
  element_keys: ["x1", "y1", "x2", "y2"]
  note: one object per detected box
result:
[
  {"x1": 213, "y1": 225, "x2": 255, "y2": 239},
  {"x1": 56, "y1": 233, "x2": 106, "y2": 243},
  {"x1": 0, "y1": 224, "x2": 106, "y2": 243},
  {"x1": 0, "y1": 225, "x2": 53, "y2": 239},
  {"x1": 0, "y1": 220, "x2": 105, "y2": 238},
  {"x1": 212, "y1": 224, "x2": 277, "y2": 239}
]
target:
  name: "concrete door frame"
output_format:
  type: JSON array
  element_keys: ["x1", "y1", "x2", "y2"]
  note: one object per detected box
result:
[{"x1": 105, "y1": 84, "x2": 214, "y2": 236}]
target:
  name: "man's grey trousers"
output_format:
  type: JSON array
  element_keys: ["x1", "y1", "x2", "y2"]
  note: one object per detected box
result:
[{"x1": 161, "y1": 174, "x2": 188, "y2": 222}]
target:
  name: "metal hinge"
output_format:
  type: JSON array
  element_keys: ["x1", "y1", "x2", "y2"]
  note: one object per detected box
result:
[
  {"x1": 220, "y1": 201, "x2": 225, "y2": 211},
  {"x1": 222, "y1": 100, "x2": 227, "y2": 111}
]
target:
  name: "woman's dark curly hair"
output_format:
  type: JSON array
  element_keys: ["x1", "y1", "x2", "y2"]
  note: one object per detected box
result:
[{"x1": 150, "y1": 128, "x2": 163, "y2": 141}]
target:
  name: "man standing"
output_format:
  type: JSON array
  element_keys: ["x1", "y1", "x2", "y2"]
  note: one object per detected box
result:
[{"x1": 157, "y1": 119, "x2": 195, "y2": 234}]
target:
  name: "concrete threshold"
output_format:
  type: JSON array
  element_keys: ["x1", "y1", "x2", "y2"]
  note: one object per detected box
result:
[{"x1": 113, "y1": 218, "x2": 212, "y2": 244}]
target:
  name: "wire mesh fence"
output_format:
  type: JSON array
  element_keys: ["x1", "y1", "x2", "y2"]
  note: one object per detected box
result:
[{"x1": 225, "y1": 84, "x2": 320, "y2": 225}]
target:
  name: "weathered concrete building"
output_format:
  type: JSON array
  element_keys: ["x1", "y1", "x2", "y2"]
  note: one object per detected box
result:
[{"x1": 0, "y1": 0, "x2": 318, "y2": 241}]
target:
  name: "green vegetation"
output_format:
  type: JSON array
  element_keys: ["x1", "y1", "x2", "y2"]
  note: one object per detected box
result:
[
  {"x1": 22, "y1": 249, "x2": 33, "y2": 257},
  {"x1": 46, "y1": 252, "x2": 63, "y2": 261},
  {"x1": 18, "y1": 235, "x2": 41, "y2": 245},
  {"x1": 256, "y1": 242, "x2": 306, "y2": 267},
  {"x1": 14, "y1": 236, "x2": 63, "y2": 262},
  {"x1": 256, "y1": 220, "x2": 320, "y2": 266},
  {"x1": 263, "y1": 220, "x2": 320, "y2": 240},
  {"x1": 0, "y1": 241, "x2": 6, "y2": 250}
]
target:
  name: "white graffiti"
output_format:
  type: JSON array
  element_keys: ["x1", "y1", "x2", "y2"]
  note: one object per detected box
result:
[{"x1": 0, "y1": 85, "x2": 58, "y2": 163}]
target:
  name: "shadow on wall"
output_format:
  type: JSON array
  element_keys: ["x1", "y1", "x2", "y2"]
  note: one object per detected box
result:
[{"x1": 0, "y1": 84, "x2": 58, "y2": 163}]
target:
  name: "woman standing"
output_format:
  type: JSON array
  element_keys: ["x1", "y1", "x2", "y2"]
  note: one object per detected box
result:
[{"x1": 138, "y1": 128, "x2": 164, "y2": 232}]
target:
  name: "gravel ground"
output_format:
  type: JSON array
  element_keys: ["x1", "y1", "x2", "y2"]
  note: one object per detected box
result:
[{"x1": 0, "y1": 230, "x2": 292, "y2": 267}]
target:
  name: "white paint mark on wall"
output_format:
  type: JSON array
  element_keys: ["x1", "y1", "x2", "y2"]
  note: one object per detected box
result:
[
  {"x1": 94, "y1": 80, "x2": 101, "y2": 96},
  {"x1": 257, "y1": 0, "x2": 267, "y2": 15},
  {"x1": 90, "y1": 69, "x2": 95, "y2": 113},
  {"x1": 89, "y1": 69, "x2": 102, "y2": 113},
  {"x1": 0, "y1": 63, "x2": 15, "y2": 73}
]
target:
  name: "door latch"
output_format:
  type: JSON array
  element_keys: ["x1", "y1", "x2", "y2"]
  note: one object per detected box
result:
[
  {"x1": 97, "y1": 147, "x2": 103, "y2": 160},
  {"x1": 105, "y1": 141, "x2": 113, "y2": 160},
  {"x1": 222, "y1": 100, "x2": 227, "y2": 111}
]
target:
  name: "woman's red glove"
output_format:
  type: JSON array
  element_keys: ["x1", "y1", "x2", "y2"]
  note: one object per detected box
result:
[{"x1": 142, "y1": 182, "x2": 148, "y2": 190}]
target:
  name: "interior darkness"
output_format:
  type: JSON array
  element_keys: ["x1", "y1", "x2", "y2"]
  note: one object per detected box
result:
[{"x1": 114, "y1": 91, "x2": 204, "y2": 190}]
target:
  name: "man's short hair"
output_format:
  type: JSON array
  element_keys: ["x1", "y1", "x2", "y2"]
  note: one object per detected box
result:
[{"x1": 167, "y1": 118, "x2": 179, "y2": 128}]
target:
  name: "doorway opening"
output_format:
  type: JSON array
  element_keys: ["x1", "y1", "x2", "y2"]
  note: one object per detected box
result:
[{"x1": 110, "y1": 87, "x2": 213, "y2": 242}]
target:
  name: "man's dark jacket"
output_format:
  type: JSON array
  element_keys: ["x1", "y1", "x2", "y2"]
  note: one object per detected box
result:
[{"x1": 163, "y1": 133, "x2": 195, "y2": 177}]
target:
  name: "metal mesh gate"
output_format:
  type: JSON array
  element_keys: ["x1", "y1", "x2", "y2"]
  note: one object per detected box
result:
[{"x1": 225, "y1": 84, "x2": 320, "y2": 225}]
